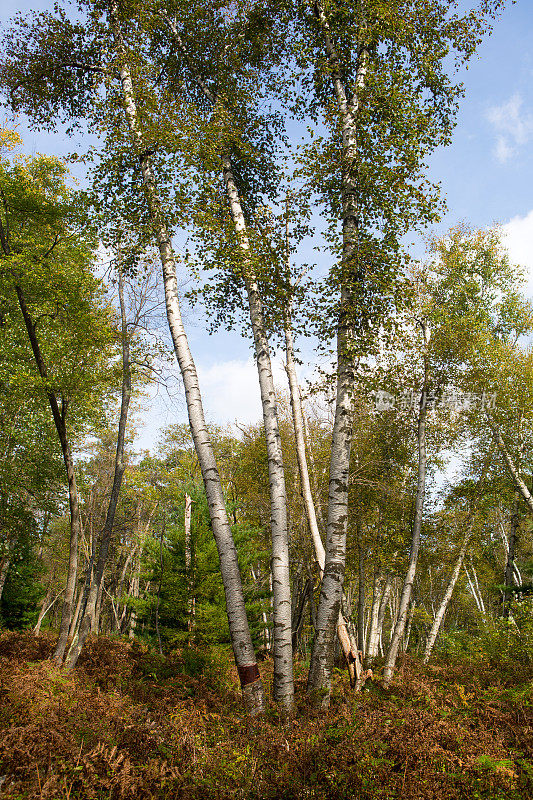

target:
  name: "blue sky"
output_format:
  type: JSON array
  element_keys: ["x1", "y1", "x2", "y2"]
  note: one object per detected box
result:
[{"x1": 2, "y1": 0, "x2": 533, "y2": 448}]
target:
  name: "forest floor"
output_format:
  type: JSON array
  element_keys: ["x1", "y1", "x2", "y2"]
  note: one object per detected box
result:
[{"x1": 0, "y1": 631, "x2": 532, "y2": 799}]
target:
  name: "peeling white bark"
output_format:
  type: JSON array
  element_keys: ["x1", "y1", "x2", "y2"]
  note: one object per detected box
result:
[
  {"x1": 221, "y1": 156, "x2": 293, "y2": 710},
  {"x1": 307, "y1": 0, "x2": 369, "y2": 702},
  {"x1": 109, "y1": 5, "x2": 263, "y2": 714}
]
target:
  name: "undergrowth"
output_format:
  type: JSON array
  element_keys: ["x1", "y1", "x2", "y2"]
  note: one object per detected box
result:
[{"x1": 0, "y1": 631, "x2": 532, "y2": 799}]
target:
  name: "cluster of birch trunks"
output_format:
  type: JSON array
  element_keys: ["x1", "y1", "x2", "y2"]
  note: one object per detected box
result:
[{"x1": 1, "y1": 0, "x2": 526, "y2": 717}]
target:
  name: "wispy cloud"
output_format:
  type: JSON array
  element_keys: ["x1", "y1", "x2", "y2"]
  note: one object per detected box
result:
[{"x1": 486, "y1": 93, "x2": 533, "y2": 164}]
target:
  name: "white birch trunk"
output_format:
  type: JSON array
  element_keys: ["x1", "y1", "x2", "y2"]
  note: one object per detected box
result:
[
  {"x1": 164, "y1": 13, "x2": 292, "y2": 707},
  {"x1": 383, "y1": 339, "x2": 429, "y2": 687},
  {"x1": 221, "y1": 155, "x2": 293, "y2": 709},
  {"x1": 34, "y1": 591, "x2": 62, "y2": 634},
  {"x1": 307, "y1": 1, "x2": 368, "y2": 701},
  {"x1": 492, "y1": 425, "x2": 533, "y2": 514},
  {"x1": 184, "y1": 493, "x2": 195, "y2": 632},
  {"x1": 284, "y1": 308, "x2": 360, "y2": 684},
  {"x1": 465, "y1": 564, "x2": 486, "y2": 620},
  {"x1": 109, "y1": 5, "x2": 264, "y2": 714},
  {"x1": 300, "y1": 391, "x2": 327, "y2": 531},
  {"x1": 284, "y1": 309, "x2": 324, "y2": 566},
  {"x1": 364, "y1": 570, "x2": 383, "y2": 667}
]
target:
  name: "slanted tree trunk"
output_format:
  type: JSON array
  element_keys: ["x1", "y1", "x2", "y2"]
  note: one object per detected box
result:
[
  {"x1": 66, "y1": 270, "x2": 132, "y2": 668},
  {"x1": 491, "y1": 425, "x2": 533, "y2": 514},
  {"x1": 421, "y1": 442, "x2": 495, "y2": 662},
  {"x1": 164, "y1": 12, "x2": 292, "y2": 710},
  {"x1": 15, "y1": 285, "x2": 81, "y2": 665},
  {"x1": 115, "y1": 544, "x2": 138, "y2": 632},
  {"x1": 465, "y1": 561, "x2": 486, "y2": 620},
  {"x1": 403, "y1": 600, "x2": 416, "y2": 652},
  {"x1": 300, "y1": 390, "x2": 327, "y2": 531},
  {"x1": 284, "y1": 306, "x2": 323, "y2": 566},
  {"x1": 423, "y1": 529, "x2": 472, "y2": 663},
  {"x1": 383, "y1": 325, "x2": 429, "y2": 687},
  {"x1": 307, "y1": 0, "x2": 368, "y2": 703},
  {"x1": 34, "y1": 591, "x2": 62, "y2": 634},
  {"x1": 109, "y1": 4, "x2": 264, "y2": 715}
]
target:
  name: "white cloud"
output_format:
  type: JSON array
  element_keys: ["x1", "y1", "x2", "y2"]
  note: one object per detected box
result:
[
  {"x1": 134, "y1": 355, "x2": 294, "y2": 452},
  {"x1": 502, "y1": 209, "x2": 533, "y2": 295},
  {"x1": 494, "y1": 135, "x2": 514, "y2": 164},
  {"x1": 486, "y1": 93, "x2": 533, "y2": 163},
  {"x1": 198, "y1": 358, "x2": 264, "y2": 426}
]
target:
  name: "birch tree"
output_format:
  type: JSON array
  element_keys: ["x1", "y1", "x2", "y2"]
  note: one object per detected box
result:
[
  {"x1": 295, "y1": 0, "x2": 504, "y2": 700},
  {"x1": 153, "y1": 5, "x2": 295, "y2": 707}
]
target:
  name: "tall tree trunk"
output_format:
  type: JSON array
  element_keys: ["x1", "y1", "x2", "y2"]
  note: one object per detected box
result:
[
  {"x1": 155, "y1": 517, "x2": 165, "y2": 655},
  {"x1": 184, "y1": 493, "x2": 195, "y2": 633},
  {"x1": 284, "y1": 307, "x2": 323, "y2": 566},
  {"x1": 300, "y1": 390, "x2": 327, "y2": 531},
  {"x1": 307, "y1": 1, "x2": 368, "y2": 702},
  {"x1": 503, "y1": 492, "x2": 520, "y2": 617},
  {"x1": 284, "y1": 307, "x2": 359, "y2": 684},
  {"x1": 383, "y1": 332, "x2": 429, "y2": 687},
  {"x1": 15, "y1": 285, "x2": 81, "y2": 665},
  {"x1": 66, "y1": 269, "x2": 132, "y2": 668},
  {"x1": 465, "y1": 562, "x2": 486, "y2": 620},
  {"x1": 357, "y1": 526, "x2": 366, "y2": 653},
  {"x1": 165, "y1": 12, "x2": 292, "y2": 709},
  {"x1": 109, "y1": 5, "x2": 264, "y2": 715},
  {"x1": 221, "y1": 156, "x2": 293, "y2": 710},
  {"x1": 364, "y1": 569, "x2": 383, "y2": 668}
]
